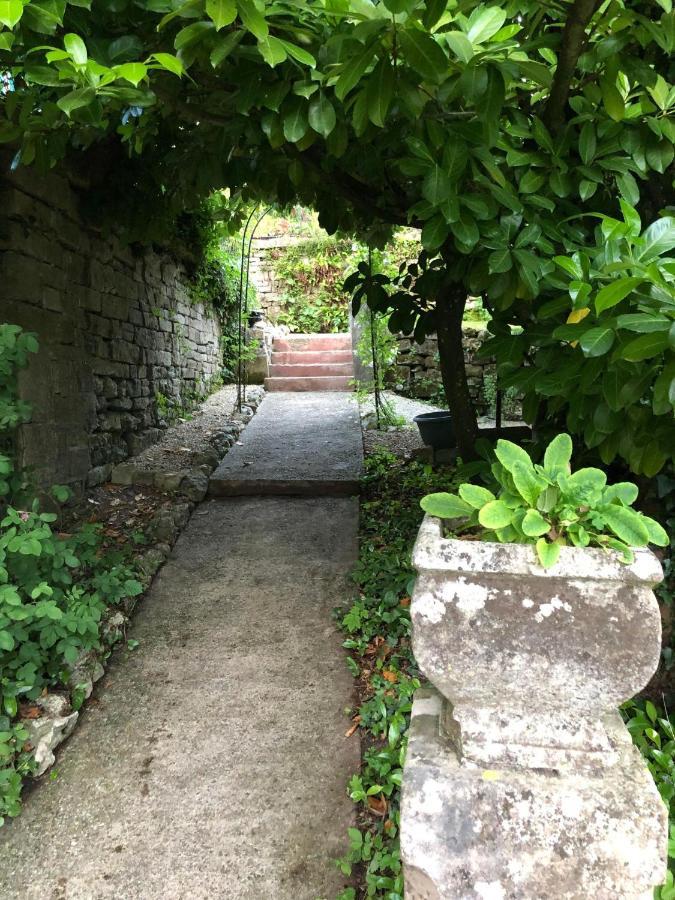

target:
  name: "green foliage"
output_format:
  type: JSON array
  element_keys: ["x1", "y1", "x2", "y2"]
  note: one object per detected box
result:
[
  {"x1": 337, "y1": 451, "x2": 458, "y2": 899},
  {"x1": 5, "y1": 0, "x2": 673, "y2": 466},
  {"x1": 622, "y1": 698, "x2": 675, "y2": 898},
  {"x1": 272, "y1": 237, "x2": 353, "y2": 333},
  {"x1": 493, "y1": 206, "x2": 675, "y2": 475},
  {"x1": 0, "y1": 326, "x2": 143, "y2": 824},
  {"x1": 421, "y1": 433, "x2": 669, "y2": 568}
]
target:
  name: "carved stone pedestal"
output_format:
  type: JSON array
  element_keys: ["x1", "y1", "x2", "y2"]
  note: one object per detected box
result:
[{"x1": 401, "y1": 516, "x2": 668, "y2": 899}]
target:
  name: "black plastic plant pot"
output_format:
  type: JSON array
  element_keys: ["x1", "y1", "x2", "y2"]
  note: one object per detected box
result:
[{"x1": 413, "y1": 410, "x2": 455, "y2": 450}]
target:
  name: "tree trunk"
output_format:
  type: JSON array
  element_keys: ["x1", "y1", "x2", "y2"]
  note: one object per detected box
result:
[{"x1": 436, "y1": 283, "x2": 479, "y2": 460}]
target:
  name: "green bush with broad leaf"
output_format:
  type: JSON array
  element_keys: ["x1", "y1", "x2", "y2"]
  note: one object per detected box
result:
[
  {"x1": 420, "y1": 433, "x2": 668, "y2": 569},
  {"x1": 0, "y1": 324, "x2": 143, "y2": 825}
]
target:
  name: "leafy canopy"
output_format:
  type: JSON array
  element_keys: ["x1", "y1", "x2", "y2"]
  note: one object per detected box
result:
[{"x1": 1, "y1": 0, "x2": 674, "y2": 469}]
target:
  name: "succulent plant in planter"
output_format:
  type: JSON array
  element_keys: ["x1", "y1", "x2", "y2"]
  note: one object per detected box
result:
[
  {"x1": 401, "y1": 433, "x2": 670, "y2": 898},
  {"x1": 420, "y1": 432, "x2": 668, "y2": 567}
]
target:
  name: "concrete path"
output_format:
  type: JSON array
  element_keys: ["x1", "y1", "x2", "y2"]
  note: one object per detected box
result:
[
  {"x1": 0, "y1": 396, "x2": 362, "y2": 900},
  {"x1": 210, "y1": 393, "x2": 362, "y2": 497}
]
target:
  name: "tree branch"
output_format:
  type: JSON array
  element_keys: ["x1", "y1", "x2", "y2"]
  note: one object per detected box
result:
[{"x1": 543, "y1": 0, "x2": 601, "y2": 133}]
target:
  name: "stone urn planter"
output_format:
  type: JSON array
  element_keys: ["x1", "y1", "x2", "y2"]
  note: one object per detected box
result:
[{"x1": 401, "y1": 514, "x2": 668, "y2": 899}]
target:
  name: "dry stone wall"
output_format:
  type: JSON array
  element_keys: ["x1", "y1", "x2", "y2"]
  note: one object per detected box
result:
[
  {"x1": 395, "y1": 327, "x2": 495, "y2": 414},
  {"x1": 247, "y1": 234, "x2": 300, "y2": 322},
  {"x1": 1, "y1": 168, "x2": 223, "y2": 492}
]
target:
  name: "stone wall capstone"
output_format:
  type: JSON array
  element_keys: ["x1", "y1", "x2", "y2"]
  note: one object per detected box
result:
[{"x1": 0, "y1": 168, "x2": 223, "y2": 492}]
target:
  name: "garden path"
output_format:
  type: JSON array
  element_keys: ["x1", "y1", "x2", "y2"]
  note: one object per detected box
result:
[{"x1": 0, "y1": 393, "x2": 363, "y2": 899}]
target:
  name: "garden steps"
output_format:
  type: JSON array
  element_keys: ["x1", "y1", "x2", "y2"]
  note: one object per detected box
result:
[
  {"x1": 273, "y1": 333, "x2": 352, "y2": 352},
  {"x1": 269, "y1": 362, "x2": 354, "y2": 378},
  {"x1": 265, "y1": 333, "x2": 355, "y2": 393}
]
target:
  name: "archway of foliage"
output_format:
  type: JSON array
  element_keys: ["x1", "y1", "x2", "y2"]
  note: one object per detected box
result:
[{"x1": 1, "y1": 0, "x2": 674, "y2": 468}]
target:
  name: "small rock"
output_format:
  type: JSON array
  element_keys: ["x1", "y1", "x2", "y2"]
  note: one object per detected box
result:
[
  {"x1": 23, "y1": 709, "x2": 79, "y2": 776},
  {"x1": 179, "y1": 469, "x2": 209, "y2": 502},
  {"x1": 68, "y1": 650, "x2": 105, "y2": 701},
  {"x1": 154, "y1": 471, "x2": 188, "y2": 493},
  {"x1": 191, "y1": 449, "x2": 219, "y2": 469},
  {"x1": 137, "y1": 546, "x2": 169, "y2": 578}
]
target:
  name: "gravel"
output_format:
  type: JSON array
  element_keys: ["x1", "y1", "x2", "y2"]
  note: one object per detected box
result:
[{"x1": 131, "y1": 385, "x2": 264, "y2": 473}]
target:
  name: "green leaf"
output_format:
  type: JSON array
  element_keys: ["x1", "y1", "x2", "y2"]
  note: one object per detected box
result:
[
  {"x1": 601, "y1": 505, "x2": 650, "y2": 547},
  {"x1": 466, "y1": 6, "x2": 506, "y2": 43},
  {"x1": 616, "y1": 314, "x2": 671, "y2": 333},
  {"x1": 366, "y1": 56, "x2": 394, "y2": 126},
  {"x1": 604, "y1": 482, "x2": 639, "y2": 505},
  {"x1": 445, "y1": 31, "x2": 474, "y2": 63},
  {"x1": 422, "y1": 165, "x2": 453, "y2": 204},
  {"x1": 512, "y1": 461, "x2": 546, "y2": 506},
  {"x1": 458, "y1": 483, "x2": 495, "y2": 509},
  {"x1": 522, "y1": 509, "x2": 550, "y2": 537},
  {"x1": 601, "y1": 77, "x2": 625, "y2": 121},
  {"x1": 283, "y1": 98, "x2": 308, "y2": 143},
  {"x1": 0, "y1": 630, "x2": 14, "y2": 652},
  {"x1": 57, "y1": 87, "x2": 95, "y2": 116},
  {"x1": 151, "y1": 53, "x2": 184, "y2": 76},
  {"x1": 421, "y1": 215, "x2": 449, "y2": 250},
  {"x1": 115, "y1": 62, "x2": 147, "y2": 86},
  {"x1": 579, "y1": 123, "x2": 596, "y2": 165},
  {"x1": 335, "y1": 42, "x2": 376, "y2": 101},
  {"x1": 398, "y1": 28, "x2": 447, "y2": 81},
  {"x1": 308, "y1": 93, "x2": 336, "y2": 138},
  {"x1": 579, "y1": 326, "x2": 615, "y2": 357},
  {"x1": 277, "y1": 39, "x2": 316, "y2": 67},
  {"x1": 0, "y1": 0, "x2": 23, "y2": 27},
  {"x1": 383, "y1": 0, "x2": 417, "y2": 11},
  {"x1": 565, "y1": 467, "x2": 607, "y2": 499},
  {"x1": 420, "y1": 492, "x2": 473, "y2": 519},
  {"x1": 64, "y1": 32, "x2": 87, "y2": 65},
  {"x1": 237, "y1": 0, "x2": 268, "y2": 40},
  {"x1": 638, "y1": 217, "x2": 675, "y2": 261},
  {"x1": 641, "y1": 515, "x2": 669, "y2": 547},
  {"x1": 494, "y1": 438, "x2": 533, "y2": 475},
  {"x1": 543, "y1": 433, "x2": 573, "y2": 478},
  {"x1": 175, "y1": 20, "x2": 214, "y2": 50},
  {"x1": 423, "y1": 0, "x2": 446, "y2": 27},
  {"x1": 536, "y1": 539, "x2": 561, "y2": 569},
  {"x1": 257, "y1": 35, "x2": 287, "y2": 67},
  {"x1": 621, "y1": 332, "x2": 669, "y2": 362},
  {"x1": 206, "y1": 0, "x2": 236, "y2": 29},
  {"x1": 210, "y1": 30, "x2": 243, "y2": 67},
  {"x1": 478, "y1": 499, "x2": 514, "y2": 530},
  {"x1": 594, "y1": 277, "x2": 642, "y2": 315}
]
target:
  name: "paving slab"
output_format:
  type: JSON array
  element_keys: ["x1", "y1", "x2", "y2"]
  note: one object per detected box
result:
[
  {"x1": 0, "y1": 497, "x2": 360, "y2": 900},
  {"x1": 209, "y1": 393, "x2": 363, "y2": 497}
]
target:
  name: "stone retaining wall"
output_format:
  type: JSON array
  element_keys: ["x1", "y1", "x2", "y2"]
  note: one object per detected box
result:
[
  {"x1": 395, "y1": 327, "x2": 495, "y2": 414},
  {"x1": 248, "y1": 234, "x2": 300, "y2": 322},
  {"x1": 1, "y1": 168, "x2": 224, "y2": 491}
]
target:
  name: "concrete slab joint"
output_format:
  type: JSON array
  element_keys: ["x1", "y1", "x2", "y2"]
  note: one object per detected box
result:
[{"x1": 401, "y1": 514, "x2": 668, "y2": 899}]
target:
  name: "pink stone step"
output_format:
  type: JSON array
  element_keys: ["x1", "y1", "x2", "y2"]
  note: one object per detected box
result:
[
  {"x1": 273, "y1": 334, "x2": 352, "y2": 352},
  {"x1": 265, "y1": 375, "x2": 353, "y2": 392},
  {"x1": 271, "y1": 350, "x2": 353, "y2": 365},
  {"x1": 269, "y1": 362, "x2": 354, "y2": 377}
]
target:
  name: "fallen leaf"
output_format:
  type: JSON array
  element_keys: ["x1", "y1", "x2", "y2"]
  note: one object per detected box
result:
[
  {"x1": 345, "y1": 716, "x2": 361, "y2": 737},
  {"x1": 382, "y1": 670, "x2": 398, "y2": 683},
  {"x1": 367, "y1": 795, "x2": 388, "y2": 817},
  {"x1": 399, "y1": 597, "x2": 410, "y2": 607}
]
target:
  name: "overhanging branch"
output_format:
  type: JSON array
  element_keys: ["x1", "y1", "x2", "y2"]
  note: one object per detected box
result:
[{"x1": 543, "y1": 0, "x2": 601, "y2": 134}]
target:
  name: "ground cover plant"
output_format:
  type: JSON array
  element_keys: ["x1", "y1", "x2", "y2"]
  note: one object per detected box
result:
[
  {"x1": 336, "y1": 450, "x2": 460, "y2": 899},
  {"x1": 0, "y1": 325, "x2": 145, "y2": 825}
]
